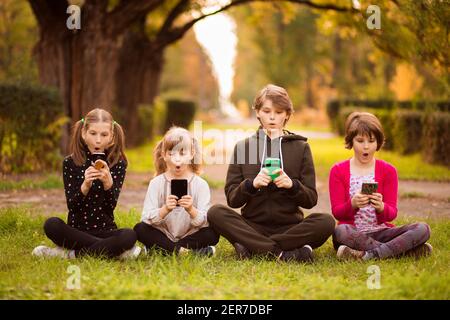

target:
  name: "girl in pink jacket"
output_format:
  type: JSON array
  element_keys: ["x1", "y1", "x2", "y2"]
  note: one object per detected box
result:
[{"x1": 329, "y1": 112, "x2": 432, "y2": 260}]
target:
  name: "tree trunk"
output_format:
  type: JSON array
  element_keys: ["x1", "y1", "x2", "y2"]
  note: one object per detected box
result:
[
  {"x1": 30, "y1": 1, "x2": 167, "y2": 149},
  {"x1": 305, "y1": 62, "x2": 315, "y2": 109},
  {"x1": 115, "y1": 23, "x2": 164, "y2": 146},
  {"x1": 34, "y1": 31, "x2": 122, "y2": 152},
  {"x1": 30, "y1": 1, "x2": 128, "y2": 153},
  {"x1": 331, "y1": 33, "x2": 342, "y2": 90},
  {"x1": 70, "y1": 35, "x2": 121, "y2": 118},
  {"x1": 29, "y1": 0, "x2": 70, "y2": 152}
]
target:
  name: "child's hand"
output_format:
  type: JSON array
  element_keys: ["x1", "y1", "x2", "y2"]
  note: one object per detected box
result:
[
  {"x1": 95, "y1": 161, "x2": 113, "y2": 190},
  {"x1": 368, "y1": 193, "x2": 384, "y2": 213},
  {"x1": 81, "y1": 166, "x2": 102, "y2": 194},
  {"x1": 165, "y1": 195, "x2": 178, "y2": 211},
  {"x1": 273, "y1": 169, "x2": 293, "y2": 189},
  {"x1": 84, "y1": 166, "x2": 102, "y2": 184},
  {"x1": 178, "y1": 195, "x2": 194, "y2": 213},
  {"x1": 159, "y1": 195, "x2": 179, "y2": 219},
  {"x1": 253, "y1": 168, "x2": 271, "y2": 189},
  {"x1": 351, "y1": 192, "x2": 370, "y2": 209}
]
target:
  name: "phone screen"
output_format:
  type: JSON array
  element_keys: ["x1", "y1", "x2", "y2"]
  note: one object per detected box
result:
[
  {"x1": 361, "y1": 182, "x2": 378, "y2": 195},
  {"x1": 171, "y1": 179, "x2": 188, "y2": 204},
  {"x1": 92, "y1": 152, "x2": 107, "y2": 162},
  {"x1": 264, "y1": 158, "x2": 281, "y2": 180},
  {"x1": 92, "y1": 152, "x2": 107, "y2": 170}
]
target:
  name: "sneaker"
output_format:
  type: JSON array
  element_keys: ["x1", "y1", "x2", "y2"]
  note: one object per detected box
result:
[
  {"x1": 178, "y1": 246, "x2": 216, "y2": 257},
  {"x1": 119, "y1": 245, "x2": 142, "y2": 260},
  {"x1": 193, "y1": 246, "x2": 216, "y2": 257},
  {"x1": 404, "y1": 242, "x2": 433, "y2": 259},
  {"x1": 32, "y1": 245, "x2": 74, "y2": 259},
  {"x1": 233, "y1": 242, "x2": 251, "y2": 260},
  {"x1": 337, "y1": 245, "x2": 365, "y2": 261},
  {"x1": 178, "y1": 247, "x2": 191, "y2": 256},
  {"x1": 279, "y1": 245, "x2": 314, "y2": 263}
]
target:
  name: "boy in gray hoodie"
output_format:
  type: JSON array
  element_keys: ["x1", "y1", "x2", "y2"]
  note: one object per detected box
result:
[{"x1": 207, "y1": 84, "x2": 335, "y2": 262}]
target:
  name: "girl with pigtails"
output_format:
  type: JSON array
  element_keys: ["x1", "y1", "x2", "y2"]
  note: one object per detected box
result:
[{"x1": 32, "y1": 108, "x2": 140, "y2": 260}]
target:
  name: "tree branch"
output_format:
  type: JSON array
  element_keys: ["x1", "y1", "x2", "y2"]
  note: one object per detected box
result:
[
  {"x1": 28, "y1": 0, "x2": 70, "y2": 33},
  {"x1": 156, "y1": 0, "x2": 190, "y2": 40},
  {"x1": 286, "y1": 0, "x2": 358, "y2": 12},
  {"x1": 154, "y1": 0, "x2": 357, "y2": 50},
  {"x1": 107, "y1": 0, "x2": 165, "y2": 36}
]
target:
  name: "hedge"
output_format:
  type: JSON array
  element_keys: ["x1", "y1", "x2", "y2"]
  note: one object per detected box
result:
[
  {"x1": 0, "y1": 83, "x2": 66, "y2": 173},
  {"x1": 164, "y1": 99, "x2": 196, "y2": 132},
  {"x1": 327, "y1": 99, "x2": 449, "y2": 133},
  {"x1": 334, "y1": 107, "x2": 450, "y2": 166},
  {"x1": 327, "y1": 99, "x2": 449, "y2": 115},
  {"x1": 370, "y1": 109, "x2": 394, "y2": 150},
  {"x1": 421, "y1": 112, "x2": 450, "y2": 167},
  {"x1": 392, "y1": 110, "x2": 424, "y2": 155}
]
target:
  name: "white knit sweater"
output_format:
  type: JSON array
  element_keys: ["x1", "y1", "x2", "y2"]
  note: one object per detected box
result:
[{"x1": 141, "y1": 173, "x2": 211, "y2": 242}]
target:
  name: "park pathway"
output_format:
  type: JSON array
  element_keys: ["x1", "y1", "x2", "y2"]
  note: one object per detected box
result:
[
  {"x1": 1, "y1": 167, "x2": 449, "y2": 220},
  {"x1": 1, "y1": 125, "x2": 449, "y2": 219}
]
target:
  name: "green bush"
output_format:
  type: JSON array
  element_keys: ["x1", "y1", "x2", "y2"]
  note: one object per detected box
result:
[
  {"x1": 421, "y1": 112, "x2": 450, "y2": 167},
  {"x1": 326, "y1": 100, "x2": 341, "y2": 131},
  {"x1": 151, "y1": 97, "x2": 167, "y2": 136},
  {"x1": 372, "y1": 109, "x2": 394, "y2": 150},
  {"x1": 164, "y1": 99, "x2": 196, "y2": 131},
  {"x1": 326, "y1": 101, "x2": 348, "y2": 133},
  {"x1": 135, "y1": 98, "x2": 168, "y2": 145},
  {"x1": 391, "y1": 110, "x2": 423, "y2": 155},
  {"x1": 327, "y1": 99, "x2": 449, "y2": 133},
  {"x1": 335, "y1": 107, "x2": 353, "y2": 136},
  {"x1": 0, "y1": 83, "x2": 66, "y2": 173}
]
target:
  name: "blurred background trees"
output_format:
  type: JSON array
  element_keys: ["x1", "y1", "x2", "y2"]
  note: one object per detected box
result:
[
  {"x1": 0, "y1": 0, "x2": 448, "y2": 173},
  {"x1": 230, "y1": 1, "x2": 449, "y2": 112}
]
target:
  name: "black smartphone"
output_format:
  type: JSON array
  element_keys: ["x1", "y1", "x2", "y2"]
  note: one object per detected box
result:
[
  {"x1": 92, "y1": 152, "x2": 107, "y2": 170},
  {"x1": 171, "y1": 179, "x2": 188, "y2": 205},
  {"x1": 361, "y1": 182, "x2": 378, "y2": 195}
]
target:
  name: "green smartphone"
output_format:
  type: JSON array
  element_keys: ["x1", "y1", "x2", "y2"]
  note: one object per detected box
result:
[{"x1": 263, "y1": 158, "x2": 281, "y2": 181}]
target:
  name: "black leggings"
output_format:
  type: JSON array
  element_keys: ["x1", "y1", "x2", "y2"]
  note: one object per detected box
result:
[
  {"x1": 44, "y1": 217, "x2": 137, "y2": 258},
  {"x1": 134, "y1": 222, "x2": 219, "y2": 253}
]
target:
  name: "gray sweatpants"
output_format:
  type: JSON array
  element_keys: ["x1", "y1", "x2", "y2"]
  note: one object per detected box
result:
[
  {"x1": 333, "y1": 223, "x2": 431, "y2": 259},
  {"x1": 207, "y1": 204, "x2": 335, "y2": 257}
]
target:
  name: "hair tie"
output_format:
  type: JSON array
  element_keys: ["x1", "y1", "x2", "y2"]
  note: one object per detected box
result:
[
  {"x1": 81, "y1": 118, "x2": 85, "y2": 124},
  {"x1": 113, "y1": 120, "x2": 117, "y2": 126}
]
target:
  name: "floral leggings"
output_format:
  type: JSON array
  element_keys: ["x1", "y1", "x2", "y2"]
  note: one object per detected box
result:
[{"x1": 333, "y1": 223, "x2": 431, "y2": 259}]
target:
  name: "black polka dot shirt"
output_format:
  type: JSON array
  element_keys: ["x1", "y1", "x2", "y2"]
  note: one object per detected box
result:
[{"x1": 62, "y1": 151, "x2": 127, "y2": 233}]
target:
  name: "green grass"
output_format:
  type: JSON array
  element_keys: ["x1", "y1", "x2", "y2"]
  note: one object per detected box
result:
[
  {"x1": 0, "y1": 174, "x2": 63, "y2": 192},
  {"x1": 126, "y1": 135, "x2": 161, "y2": 173},
  {"x1": 401, "y1": 192, "x2": 427, "y2": 199},
  {"x1": 1, "y1": 206, "x2": 449, "y2": 299},
  {"x1": 202, "y1": 175, "x2": 225, "y2": 190}
]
